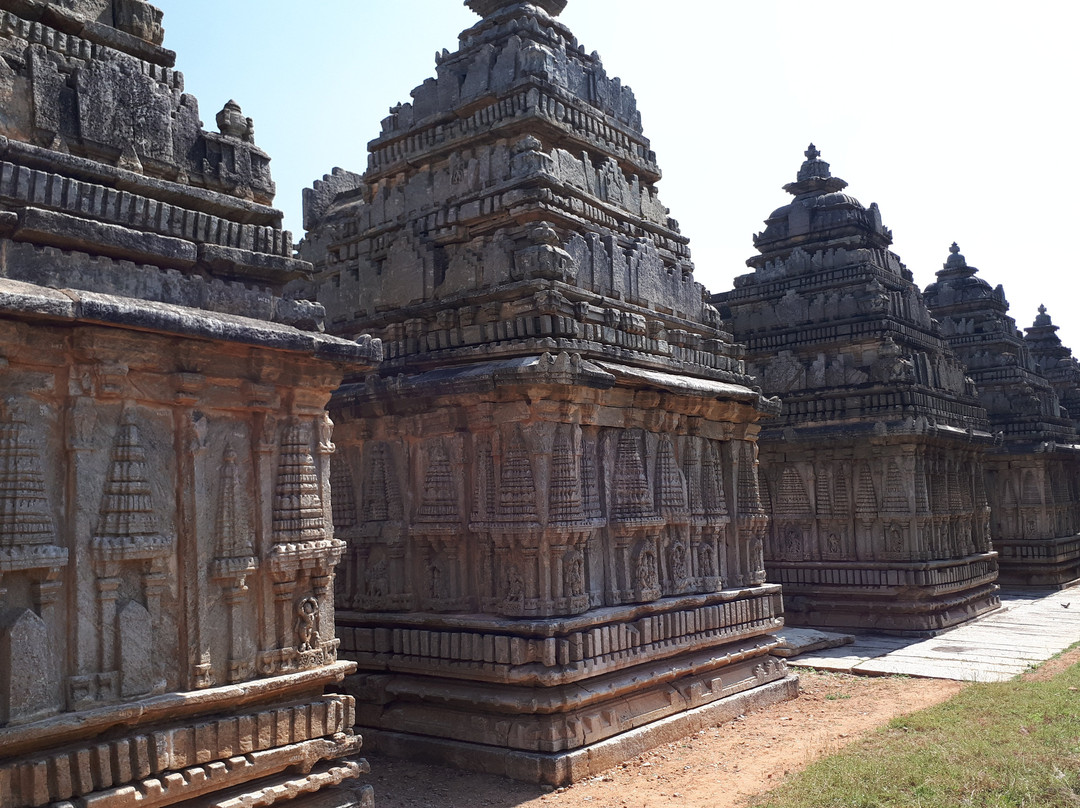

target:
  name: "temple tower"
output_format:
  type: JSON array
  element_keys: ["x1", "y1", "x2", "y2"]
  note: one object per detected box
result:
[
  {"x1": 925, "y1": 245, "x2": 1080, "y2": 587},
  {"x1": 0, "y1": 2, "x2": 377, "y2": 805},
  {"x1": 298, "y1": 0, "x2": 794, "y2": 784},
  {"x1": 1026, "y1": 306, "x2": 1080, "y2": 433},
  {"x1": 713, "y1": 146, "x2": 1000, "y2": 634}
]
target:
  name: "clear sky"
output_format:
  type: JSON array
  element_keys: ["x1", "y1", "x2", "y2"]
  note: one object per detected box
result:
[{"x1": 155, "y1": 0, "x2": 1080, "y2": 349}]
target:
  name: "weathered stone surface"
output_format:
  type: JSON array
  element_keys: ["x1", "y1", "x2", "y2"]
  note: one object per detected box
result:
[
  {"x1": 713, "y1": 146, "x2": 1000, "y2": 634},
  {"x1": 298, "y1": 0, "x2": 794, "y2": 783},
  {"x1": 770, "y1": 627, "x2": 854, "y2": 658},
  {"x1": 924, "y1": 245, "x2": 1080, "y2": 588},
  {"x1": 0, "y1": 3, "x2": 376, "y2": 806}
]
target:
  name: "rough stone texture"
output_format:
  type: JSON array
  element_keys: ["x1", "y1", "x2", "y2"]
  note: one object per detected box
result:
[
  {"x1": 297, "y1": 0, "x2": 793, "y2": 783},
  {"x1": 0, "y1": 3, "x2": 376, "y2": 807},
  {"x1": 713, "y1": 146, "x2": 1000, "y2": 635},
  {"x1": 924, "y1": 245, "x2": 1080, "y2": 588}
]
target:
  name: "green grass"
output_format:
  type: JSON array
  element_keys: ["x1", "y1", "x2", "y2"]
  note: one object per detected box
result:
[{"x1": 753, "y1": 659, "x2": 1080, "y2": 808}]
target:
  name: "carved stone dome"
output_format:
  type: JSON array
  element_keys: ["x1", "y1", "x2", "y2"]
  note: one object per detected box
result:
[
  {"x1": 924, "y1": 243, "x2": 1006, "y2": 312},
  {"x1": 752, "y1": 144, "x2": 892, "y2": 258}
]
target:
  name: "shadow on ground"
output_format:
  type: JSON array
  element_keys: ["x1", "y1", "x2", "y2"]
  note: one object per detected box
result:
[{"x1": 366, "y1": 753, "x2": 549, "y2": 808}]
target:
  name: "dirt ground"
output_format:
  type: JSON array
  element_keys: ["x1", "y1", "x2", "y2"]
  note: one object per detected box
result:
[{"x1": 361, "y1": 669, "x2": 968, "y2": 808}]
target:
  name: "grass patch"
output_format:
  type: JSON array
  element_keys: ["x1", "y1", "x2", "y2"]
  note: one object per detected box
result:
[{"x1": 753, "y1": 659, "x2": 1080, "y2": 808}]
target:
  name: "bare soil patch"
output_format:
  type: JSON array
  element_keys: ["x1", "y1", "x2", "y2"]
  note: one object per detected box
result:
[
  {"x1": 1020, "y1": 645, "x2": 1080, "y2": 682},
  {"x1": 364, "y1": 670, "x2": 964, "y2": 808}
]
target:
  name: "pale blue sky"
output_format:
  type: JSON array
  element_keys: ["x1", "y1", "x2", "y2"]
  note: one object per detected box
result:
[{"x1": 155, "y1": 1, "x2": 1080, "y2": 348}]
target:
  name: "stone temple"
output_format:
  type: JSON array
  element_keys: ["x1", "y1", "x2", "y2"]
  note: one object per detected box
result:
[
  {"x1": 924, "y1": 246, "x2": 1080, "y2": 587},
  {"x1": 7, "y1": 0, "x2": 1080, "y2": 800},
  {"x1": 1026, "y1": 306, "x2": 1080, "y2": 435},
  {"x1": 297, "y1": 0, "x2": 795, "y2": 784},
  {"x1": 713, "y1": 146, "x2": 1001, "y2": 634},
  {"x1": 0, "y1": 1, "x2": 377, "y2": 806}
]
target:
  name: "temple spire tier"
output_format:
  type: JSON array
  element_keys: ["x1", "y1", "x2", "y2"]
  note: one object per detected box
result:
[
  {"x1": 751, "y1": 146, "x2": 893, "y2": 265},
  {"x1": 782, "y1": 143, "x2": 849, "y2": 197}
]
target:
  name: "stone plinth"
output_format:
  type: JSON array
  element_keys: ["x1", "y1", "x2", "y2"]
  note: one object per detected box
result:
[
  {"x1": 925, "y1": 246, "x2": 1080, "y2": 588},
  {"x1": 298, "y1": 0, "x2": 795, "y2": 783},
  {"x1": 0, "y1": 2, "x2": 376, "y2": 806},
  {"x1": 713, "y1": 146, "x2": 1000, "y2": 635},
  {"x1": 331, "y1": 361, "x2": 791, "y2": 783}
]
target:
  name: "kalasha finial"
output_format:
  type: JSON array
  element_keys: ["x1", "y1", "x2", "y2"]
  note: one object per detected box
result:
[
  {"x1": 466, "y1": 0, "x2": 567, "y2": 18},
  {"x1": 216, "y1": 100, "x2": 254, "y2": 143},
  {"x1": 944, "y1": 242, "x2": 968, "y2": 271},
  {"x1": 791, "y1": 142, "x2": 837, "y2": 186},
  {"x1": 1033, "y1": 304, "x2": 1054, "y2": 328}
]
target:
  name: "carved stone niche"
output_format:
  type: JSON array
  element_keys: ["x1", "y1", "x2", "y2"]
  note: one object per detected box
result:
[
  {"x1": 209, "y1": 444, "x2": 260, "y2": 685},
  {"x1": 338, "y1": 440, "x2": 410, "y2": 613},
  {"x1": 606, "y1": 429, "x2": 665, "y2": 605},
  {"x1": 768, "y1": 465, "x2": 815, "y2": 563},
  {"x1": 0, "y1": 402, "x2": 68, "y2": 726},
  {"x1": 410, "y1": 436, "x2": 472, "y2": 614},
  {"x1": 262, "y1": 420, "x2": 346, "y2": 677},
  {"x1": 82, "y1": 410, "x2": 173, "y2": 706}
]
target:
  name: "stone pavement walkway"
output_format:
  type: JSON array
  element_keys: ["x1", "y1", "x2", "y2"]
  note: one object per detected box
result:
[{"x1": 786, "y1": 588, "x2": 1080, "y2": 682}]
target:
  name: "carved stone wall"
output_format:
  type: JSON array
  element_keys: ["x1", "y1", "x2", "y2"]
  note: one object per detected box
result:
[
  {"x1": 329, "y1": 356, "x2": 789, "y2": 783},
  {"x1": 0, "y1": 2, "x2": 377, "y2": 806},
  {"x1": 300, "y1": 0, "x2": 795, "y2": 784},
  {"x1": 925, "y1": 246, "x2": 1080, "y2": 587},
  {"x1": 713, "y1": 146, "x2": 1000, "y2": 634}
]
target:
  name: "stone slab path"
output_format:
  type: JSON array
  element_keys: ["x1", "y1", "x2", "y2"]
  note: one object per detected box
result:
[{"x1": 784, "y1": 588, "x2": 1080, "y2": 682}]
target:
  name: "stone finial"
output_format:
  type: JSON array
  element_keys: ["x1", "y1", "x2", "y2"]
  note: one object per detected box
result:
[
  {"x1": 466, "y1": 0, "x2": 567, "y2": 18},
  {"x1": 528, "y1": 221, "x2": 560, "y2": 246},
  {"x1": 796, "y1": 142, "x2": 832, "y2": 183},
  {"x1": 944, "y1": 242, "x2": 967, "y2": 270},
  {"x1": 1034, "y1": 304, "x2": 1053, "y2": 327},
  {"x1": 216, "y1": 100, "x2": 255, "y2": 143}
]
